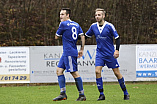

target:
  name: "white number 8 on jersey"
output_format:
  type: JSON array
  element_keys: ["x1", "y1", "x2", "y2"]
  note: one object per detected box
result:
[{"x1": 72, "y1": 26, "x2": 77, "y2": 40}]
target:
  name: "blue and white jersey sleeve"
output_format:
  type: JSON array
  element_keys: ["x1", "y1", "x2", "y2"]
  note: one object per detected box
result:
[
  {"x1": 85, "y1": 24, "x2": 95, "y2": 37},
  {"x1": 108, "y1": 23, "x2": 119, "y2": 39},
  {"x1": 56, "y1": 22, "x2": 64, "y2": 37},
  {"x1": 78, "y1": 26, "x2": 84, "y2": 36}
]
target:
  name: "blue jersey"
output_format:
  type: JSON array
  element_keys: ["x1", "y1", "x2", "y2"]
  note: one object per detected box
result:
[
  {"x1": 56, "y1": 19, "x2": 83, "y2": 56},
  {"x1": 85, "y1": 21, "x2": 119, "y2": 57}
]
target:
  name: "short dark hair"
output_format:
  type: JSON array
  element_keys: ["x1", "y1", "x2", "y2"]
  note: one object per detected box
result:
[
  {"x1": 95, "y1": 8, "x2": 106, "y2": 15},
  {"x1": 61, "y1": 8, "x2": 71, "y2": 17}
]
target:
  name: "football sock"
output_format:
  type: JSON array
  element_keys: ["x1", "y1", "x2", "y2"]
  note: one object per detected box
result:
[
  {"x1": 118, "y1": 77, "x2": 129, "y2": 95},
  {"x1": 75, "y1": 77, "x2": 84, "y2": 95},
  {"x1": 96, "y1": 77, "x2": 104, "y2": 95},
  {"x1": 58, "y1": 75, "x2": 66, "y2": 93}
]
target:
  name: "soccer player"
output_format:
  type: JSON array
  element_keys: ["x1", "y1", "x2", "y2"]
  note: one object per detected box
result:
[
  {"x1": 85, "y1": 8, "x2": 130, "y2": 101},
  {"x1": 53, "y1": 8, "x2": 86, "y2": 101}
]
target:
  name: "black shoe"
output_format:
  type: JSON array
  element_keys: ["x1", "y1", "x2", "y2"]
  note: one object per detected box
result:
[
  {"x1": 53, "y1": 92, "x2": 67, "y2": 101},
  {"x1": 97, "y1": 94, "x2": 105, "y2": 101},
  {"x1": 76, "y1": 95, "x2": 86, "y2": 101},
  {"x1": 124, "y1": 94, "x2": 130, "y2": 100}
]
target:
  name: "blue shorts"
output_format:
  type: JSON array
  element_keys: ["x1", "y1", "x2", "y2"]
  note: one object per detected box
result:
[
  {"x1": 95, "y1": 55, "x2": 119, "y2": 68},
  {"x1": 57, "y1": 55, "x2": 77, "y2": 72}
]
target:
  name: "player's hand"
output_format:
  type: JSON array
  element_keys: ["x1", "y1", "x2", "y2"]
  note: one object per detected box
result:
[
  {"x1": 114, "y1": 50, "x2": 119, "y2": 58},
  {"x1": 78, "y1": 50, "x2": 83, "y2": 58}
]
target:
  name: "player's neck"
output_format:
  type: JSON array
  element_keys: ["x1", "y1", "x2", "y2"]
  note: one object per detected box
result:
[
  {"x1": 98, "y1": 20, "x2": 105, "y2": 26},
  {"x1": 64, "y1": 18, "x2": 70, "y2": 21}
]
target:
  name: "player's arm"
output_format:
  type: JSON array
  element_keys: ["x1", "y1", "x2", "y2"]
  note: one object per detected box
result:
[
  {"x1": 78, "y1": 34, "x2": 85, "y2": 58},
  {"x1": 85, "y1": 25, "x2": 94, "y2": 38},
  {"x1": 109, "y1": 23, "x2": 120, "y2": 58},
  {"x1": 55, "y1": 35, "x2": 59, "y2": 39},
  {"x1": 114, "y1": 37, "x2": 120, "y2": 58},
  {"x1": 80, "y1": 34, "x2": 85, "y2": 51},
  {"x1": 55, "y1": 22, "x2": 63, "y2": 40}
]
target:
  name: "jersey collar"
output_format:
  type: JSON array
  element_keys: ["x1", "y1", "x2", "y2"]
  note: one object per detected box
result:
[
  {"x1": 97, "y1": 21, "x2": 107, "y2": 34},
  {"x1": 68, "y1": 19, "x2": 72, "y2": 22}
]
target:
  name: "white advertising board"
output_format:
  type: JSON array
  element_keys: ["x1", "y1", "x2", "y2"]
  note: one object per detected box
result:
[
  {"x1": 0, "y1": 47, "x2": 30, "y2": 83},
  {"x1": 136, "y1": 45, "x2": 157, "y2": 81},
  {"x1": 1, "y1": 45, "x2": 156, "y2": 84},
  {"x1": 30, "y1": 46, "x2": 62, "y2": 83},
  {"x1": 30, "y1": 45, "x2": 136, "y2": 83}
]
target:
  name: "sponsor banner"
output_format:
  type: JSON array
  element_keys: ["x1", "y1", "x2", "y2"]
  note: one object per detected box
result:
[
  {"x1": 136, "y1": 45, "x2": 157, "y2": 78},
  {"x1": 30, "y1": 46, "x2": 62, "y2": 83},
  {"x1": 0, "y1": 47, "x2": 30, "y2": 83},
  {"x1": 0, "y1": 74, "x2": 30, "y2": 82},
  {"x1": 136, "y1": 71, "x2": 157, "y2": 77},
  {"x1": 30, "y1": 45, "x2": 136, "y2": 83}
]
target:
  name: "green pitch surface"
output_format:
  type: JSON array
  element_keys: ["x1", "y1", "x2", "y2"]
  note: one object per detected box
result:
[{"x1": 0, "y1": 83, "x2": 157, "y2": 104}]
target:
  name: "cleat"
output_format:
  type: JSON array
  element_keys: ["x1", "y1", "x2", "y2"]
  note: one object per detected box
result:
[
  {"x1": 53, "y1": 92, "x2": 67, "y2": 101},
  {"x1": 124, "y1": 94, "x2": 130, "y2": 100},
  {"x1": 76, "y1": 95, "x2": 86, "y2": 101},
  {"x1": 97, "y1": 94, "x2": 105, "y2": 101}
]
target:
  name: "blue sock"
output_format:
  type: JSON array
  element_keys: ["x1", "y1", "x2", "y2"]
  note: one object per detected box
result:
[
  {"x1": 96, "y1": 77, "x2": 104, "y2": 95},
  {"x1": 58, "y1": 75, "x2": 66, "y2": 93},
  {"x1": 75, "y1": 77, "x2": 84, "y2": 95},
  {"x1": 118, "y1": 77, "x2": 128, "y2": 95}
]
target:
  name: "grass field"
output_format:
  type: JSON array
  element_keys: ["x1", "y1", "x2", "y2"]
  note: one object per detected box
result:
[{"x1": 0, "y1": 82, "x2": 157, "y2": 104}]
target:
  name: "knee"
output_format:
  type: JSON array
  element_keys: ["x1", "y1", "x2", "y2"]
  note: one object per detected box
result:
[
  {"x1": 71, "y1": 71, "x2": 80, "y2": 78},
  {"x1": 56, "y1": 67, "x2": 64, "y2": 76},
  {"x1": 95, "y1": 69, "x2": 101, "y2": 75},
  {"x1": 113, "y1": 70, "x2": 122, "y2": 79}
]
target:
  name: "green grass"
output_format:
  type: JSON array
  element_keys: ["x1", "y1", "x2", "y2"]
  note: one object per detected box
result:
[{"x1": 0, "y1": 83, "x2": 157, "y2": 104}]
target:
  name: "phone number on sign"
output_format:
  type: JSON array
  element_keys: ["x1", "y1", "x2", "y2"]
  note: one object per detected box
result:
[{"x1": 0, "y1": 75, "x2": 28, "y2": 81}]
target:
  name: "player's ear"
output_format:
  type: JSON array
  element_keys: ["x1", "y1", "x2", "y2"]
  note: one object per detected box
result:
[
  {"x1": 103, "y1": 14, "x2": 105, "y2": 18},
  {"x1": 67, "y1": 14, "x2": 70, "y2": 18}
]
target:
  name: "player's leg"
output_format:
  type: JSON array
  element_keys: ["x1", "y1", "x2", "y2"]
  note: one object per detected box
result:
[
  {"x1": 53, "y1": 56, "x2": 67, "y2": 101},
  {"x1": 112, "y1": 68, "x2": 130, "y2": 100},
  {"x1": 71, "y1": 71, "x2": 86, "y2": 101},
  {"x1": 67, "y1": 56, "x2": 86, "y2": 101},
  {"x1": 106, "y1": 56, "x2": 129, "y2": 100},
  {"x1": 95, "y1": 66, "x2": 105, "y2": 101},
  {"x1": 95, "y1": 56, "x2": 105, "y2": 101},
  {"x1": 57, "y1": 67, "x2": 66, "y2": 94}
]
